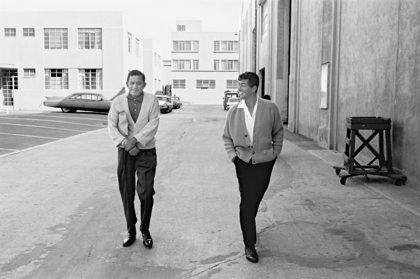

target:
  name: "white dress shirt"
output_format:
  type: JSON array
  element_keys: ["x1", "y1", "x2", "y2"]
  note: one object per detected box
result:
[{"x1": 237, "y1": 98, "x2": 258, "y2": 144}]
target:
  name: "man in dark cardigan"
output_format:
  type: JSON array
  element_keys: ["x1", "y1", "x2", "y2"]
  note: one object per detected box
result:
[{"x1": 222, "y1": 72, "x2": 283, "y2": 263}]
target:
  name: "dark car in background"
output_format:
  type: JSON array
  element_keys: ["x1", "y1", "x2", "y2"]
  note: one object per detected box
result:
[
  {"x1": 223, "y1": 90, "x2": 238, "y2": 110},
  {"x1": 171, "y1": 96, "x2": 182, "y2": 109},
  {"x1": 43, "y1": 93, "x2": 111, "y2": 113}
]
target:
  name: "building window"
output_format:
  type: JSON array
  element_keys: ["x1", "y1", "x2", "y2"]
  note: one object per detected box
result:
[
  {"x1": 128, "y1": 33, "x2": 132, "y2": 53},
  {"x1": 214, "y1": 41, "x2": 220, "y2": 52},
  {"x1": 135, "y1": 38, "x2": 140, "y2": 56},
  {"x1": 78, "y1": 69, "x2": 102, "y2": 90},
  {"x1": 193, "y1": 60, "x2": 199, "y2": 70},
  {"x1": 45, "y1": 69, "x2": 68, "y2": 89},
  {"x1": 214, "y1": 40, "x2": 239, "y2": 52},
  {"x1": 196, "y1": 80, "x2": 216, "y2": 89},
  {"x1": 221, "y1": 60, "x2": 239, "y2": 71},
  {"x1": 78, "y1": 28, "x2": 102, "y2": 49},
  {"x1": 173, "y1": 59, "x2": 192, "y2": 70},
  {"x1": 172, "y1": 40, "x2": 198, "y2": 52},
  {"x1": 226, "y1": 80, "x2": 238, "y2": 89},
  {"x1": 4, "y1": 28, "x2": 16, "y2": 37},
  {"x1": 213, "y1": 60, "x2": 220, "y2": 71},
  {"x1": 23, "y1": 28, "x2": 35, "y2": 37},
  {"x1": 177, "y1": 25, "x2": 186, "y2": 31},
  {"x1": 44, "y1": 28, "x2": 68, "y2": 49},
  {"x1": 261, "y1": 2, "x2": 269, "y2": 40},
  {"x1": 23, "y1": 68, "x2": 36, "y2": 78},
  {"x1": 173, "y1": 79, "x2": 186, "y2": 89},
  {"x1": 193, "y1": 41, "x2": 199, "y2": 51}
]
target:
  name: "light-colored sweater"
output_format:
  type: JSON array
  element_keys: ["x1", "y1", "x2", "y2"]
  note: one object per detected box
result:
[
  {"x1": 108, "y1": 92, "x2": 160, "y2": 149},
  {"x1": 222, "y1": 97, "x2": 283, "y2": 164}
]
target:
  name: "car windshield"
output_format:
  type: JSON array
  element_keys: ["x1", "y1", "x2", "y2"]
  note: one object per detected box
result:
[{"x1": 157, "y1": 96, "x2": 168, "y2": 101}]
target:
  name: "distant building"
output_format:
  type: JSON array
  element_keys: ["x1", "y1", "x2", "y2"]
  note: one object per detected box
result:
[
  {"x1": 0, "y1": 11, "x2": 143, "y2": 110},
  {"x1": 170, "y1": 20, "x2": 239, "y2": 104}
]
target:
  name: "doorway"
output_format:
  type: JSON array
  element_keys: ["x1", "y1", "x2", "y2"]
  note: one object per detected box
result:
[
  {"x1": 1, "y1": 69, "x2": 18, "y2": 107},
  {"x1": 259, "y1": 68, "x2": 265, "y2": 97}
]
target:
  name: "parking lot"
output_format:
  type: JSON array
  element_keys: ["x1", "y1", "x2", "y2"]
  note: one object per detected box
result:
[{"x1": 0, "y1": 111, "x2": 108, "y2": 156}]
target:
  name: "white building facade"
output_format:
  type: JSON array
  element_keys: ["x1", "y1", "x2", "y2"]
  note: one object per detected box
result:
[
  {"x1": 0, "y1": 11, "x2": 143, "y2": 110},
  {"x1": 142, "y1": 38, "x2": 163, "y2": 94},
  {"x1": 171, "y1": 20, "x2": 239, "y2": 104}
]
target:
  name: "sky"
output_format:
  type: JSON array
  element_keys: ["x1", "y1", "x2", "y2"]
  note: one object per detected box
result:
[{"x1": 0, "y1": 0, "x2": 242, "y2": 57}]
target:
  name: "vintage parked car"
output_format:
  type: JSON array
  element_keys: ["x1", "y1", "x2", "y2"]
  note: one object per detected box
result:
[
  {"x1": 223, "y1": 90, "x2": 238, "y2": 110},
  {"x1": 43, "y1": 93, "x2": 111, "y2": 113},
  {"x1": 226, "y1": 97, "x2": 240, "y2": 110},
  {"x1": 155, "y1": 94, "x2": 173, "y2": 113},
  {"x1": 171, "y1": 96, "x2": 182, "y2": 109}
]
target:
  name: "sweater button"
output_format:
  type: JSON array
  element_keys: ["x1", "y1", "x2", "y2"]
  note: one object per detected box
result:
[{"x1": 244, "y1": 134, "x2": 248, "y2": 137}]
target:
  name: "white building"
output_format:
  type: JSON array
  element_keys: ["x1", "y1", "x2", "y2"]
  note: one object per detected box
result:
[
  {"x1": 142, "y1": 38, "x2": 164, "y2": 94},
  {"x1": 170, "y1": 20, "x2": 239, "y2": 104},
  {"x1": 0, "y1": 11, "x2": 143, "y2": 110}
]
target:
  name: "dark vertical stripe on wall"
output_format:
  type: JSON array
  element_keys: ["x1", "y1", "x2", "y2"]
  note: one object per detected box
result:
[
  {"x1": 322, "y1": 0, "x2": 333, "y2": 62},
  {"x1": 277, "y1": 0, "x2": 285, "y2": 79}
]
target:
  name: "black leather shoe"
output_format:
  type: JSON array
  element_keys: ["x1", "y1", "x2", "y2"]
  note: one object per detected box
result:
[
  {"x1": 142, "y1": 231, "x2": 153, "y2": 248},
  {"x1": 122, "y1": 235, "x2": 136, "y2": 247},
  {"x1": 245, "y1": 246, "x2": 259, "y2": 263}
]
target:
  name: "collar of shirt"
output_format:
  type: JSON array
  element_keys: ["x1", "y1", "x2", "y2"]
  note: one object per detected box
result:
[
  {"x1": 238, "y1": 98, "x2": 258, "y2": 144},
  {"x1": 238, "y1": 98, "x2": 258, "y2": 117},
  {"x1": 127, "y1": 92, "x2": 144, "y2": 101}
]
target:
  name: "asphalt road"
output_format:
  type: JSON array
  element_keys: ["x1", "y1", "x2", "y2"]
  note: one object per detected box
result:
[
  {"x1": 0, "y1": 105, "x2": 242, "y2": 279},
  {"x1": 1, "y1": 105, "x2": 419, "y2": 279},
  {"x1": 0, "y1": 112, "x2": 109, "y2": 157}
]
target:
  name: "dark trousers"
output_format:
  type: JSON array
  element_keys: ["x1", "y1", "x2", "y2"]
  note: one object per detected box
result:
[
  {"x1": 234, "y1": 157, "x2": 276, "y2": 246},
  {"x1": 117, "y1": 148, "x2": 157, "y2": 236}
]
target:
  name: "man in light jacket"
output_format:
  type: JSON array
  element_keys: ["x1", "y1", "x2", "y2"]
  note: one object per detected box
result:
[
  {"x1": 108, "y1": 70, "x2": 160, "y2": 248},
  {"x1": 222, "y1": 72, "x2": 283, "y2": 263}
]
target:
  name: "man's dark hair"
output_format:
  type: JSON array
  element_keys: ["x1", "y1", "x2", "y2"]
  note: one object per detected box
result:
[
  {"x1": 262, "y1": 94, "x2": 271, "y2": 100},
  {"x1": 126, "y1": 69, "x2": 146, "y2": 84},
  {"x1": 238, "y1": 72, "x2": 259, "y2": 90}
]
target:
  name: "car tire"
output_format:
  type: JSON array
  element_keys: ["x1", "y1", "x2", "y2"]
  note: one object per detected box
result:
[{"x1": 61, "y1": 108, "x2": 76, "y2": 113}]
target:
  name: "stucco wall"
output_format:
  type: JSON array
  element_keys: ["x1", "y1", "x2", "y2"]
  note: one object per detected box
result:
[
  {"x1": 393, "y1": 0, "x2": 420, "y2": 182},
  {"x1": 296, "y1": 0, "x2": 323, "y2": 138},
  {"x1": 337, "y1": 0, "x2": 398, "y2": 150},
  {"x1": 294, "y1": 0, "x2": 420, "y2": 183}
]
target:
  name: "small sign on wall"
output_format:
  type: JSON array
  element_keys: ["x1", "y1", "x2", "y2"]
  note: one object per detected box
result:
[{"x1": 320, "y1": 62, "x2": 329, "y2": 109}]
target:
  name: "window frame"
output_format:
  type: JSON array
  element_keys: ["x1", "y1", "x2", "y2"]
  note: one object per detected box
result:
[
  {"x1": 4, "y1": 28, "x2": 16, "y2": 37},
  {"x1": 173, "y1": 79, "x2": 186, "y2": 89},
  {"x1": 23, "y1": 68, "x2": 36, "y2": 78},
  {"x1": 78, "y1": 69, "x2": 103, "y2": 90},
  {"x1": 45, "y1": 68, "x2": 69, "y2": 89},
  {"x1": 23, "y1": 28, "x2": 35, "y2": 37},
  {"x1": 127, "y1": 33, "x2": 132, "y2": 53},
  {"x1": 78, "y1": 28, "x2": 102, "y2": 49},
  {"x1": 44, "y1": 28, "x2": 68, "y2": 49}
]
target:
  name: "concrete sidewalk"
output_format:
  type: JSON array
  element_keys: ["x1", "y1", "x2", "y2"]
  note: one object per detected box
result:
[{"x1": 202, "y1": 130, "x2": 420, "y2": 279}]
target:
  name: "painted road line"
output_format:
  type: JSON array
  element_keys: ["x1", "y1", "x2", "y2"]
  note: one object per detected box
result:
[
  {"x1": 0, "y1": 113, "x2": 107, "y2": 122},
  {"x1": 0, "y1": 117, "x2": 105, "y2": 128},
  {"x1": 0, "y1": 122, "x2": 88, "y2": 132},
  {"x1": 0, "y1": 128, "x2": 106, "y2": 159},
  {"x1": 0, "y1": 132, "x2": 60, "y2": 140},
  {"x1": 0, "y1": 147, "x2": 19, "y2": 152}
]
